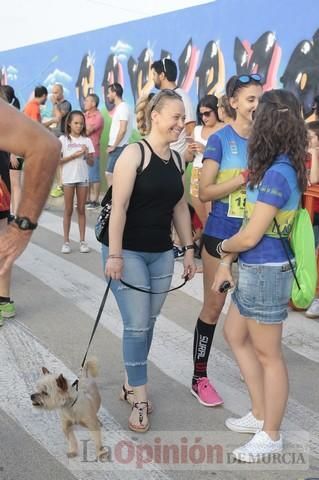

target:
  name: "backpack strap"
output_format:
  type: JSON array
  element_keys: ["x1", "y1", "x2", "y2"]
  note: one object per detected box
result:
[
  {"x1": 171, "y1": 149, "x2": 184, "y2": 175},
  {"x1": 274, "y1": 218, "x2": 300, "y2": 290}
]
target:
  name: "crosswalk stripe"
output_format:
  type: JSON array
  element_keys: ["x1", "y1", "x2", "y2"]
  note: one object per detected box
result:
[
  {"x1": 15, "y1": 242, "x2": 318, "y2": 457},
  {"x1": 0, "y1": 319, "x2": 171, "y2": 478},
  {"x1": 40, "y1": 211, "x2": 319, "y2": 364}
]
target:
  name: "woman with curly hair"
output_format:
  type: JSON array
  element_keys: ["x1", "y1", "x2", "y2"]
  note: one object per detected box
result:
[{"x1": 212, "y1": 89, "x2": 308, "y2": 462}]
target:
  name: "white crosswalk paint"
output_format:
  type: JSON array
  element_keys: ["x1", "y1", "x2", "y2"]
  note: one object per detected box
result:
[
  {"x1": 40, "y1": 211, "x2": 319, "y2": 363},
  {"x1": 0, "y1": 320, "x2": 172, "y2": 479},
  {"x1": 15, "y1": 242, "x2": 318, "y2": 458}
]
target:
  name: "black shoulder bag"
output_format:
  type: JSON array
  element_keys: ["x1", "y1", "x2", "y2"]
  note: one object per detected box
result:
[{"x1": 95, "y1": 142, "x2": 145, "y2": 243}]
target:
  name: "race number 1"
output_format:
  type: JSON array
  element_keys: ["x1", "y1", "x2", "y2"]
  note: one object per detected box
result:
[{"x1": 228, "y1": 188, "x2": 246, "y2": 218}]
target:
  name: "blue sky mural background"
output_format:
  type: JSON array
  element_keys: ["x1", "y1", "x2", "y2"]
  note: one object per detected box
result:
[{"x1": 0, "y1": 0, "x2": 319, "y2": 117}]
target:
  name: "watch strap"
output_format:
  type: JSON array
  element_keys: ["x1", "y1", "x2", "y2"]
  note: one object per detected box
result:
[{"x1": 14, "y1": 216, "x2": 38, "y2": 230}]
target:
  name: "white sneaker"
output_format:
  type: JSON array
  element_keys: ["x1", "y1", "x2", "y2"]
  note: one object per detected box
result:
[
  {"x1": 232, "y1": 431, "x2": 283, "y2": 463},
  {"x1": 61, "y1": 242, "x2": 71, "y2": 254},
  {"x1": 79, "y1": 241, "x2": 90, "y2": 253},
  {"x1": 305, "y1": 298, "x2": 319, "y2": 318},
  {"x1": 225, "y1": 411, "x2": 264, "y2": 433}
]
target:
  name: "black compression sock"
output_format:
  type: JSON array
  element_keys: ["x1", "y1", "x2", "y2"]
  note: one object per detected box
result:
[{"x1": 192, "y1": 318, "x2": 216, "y2": 384}]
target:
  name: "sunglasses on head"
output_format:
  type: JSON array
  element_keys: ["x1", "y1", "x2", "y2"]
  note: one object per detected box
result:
[
  {"x1": 230, "y1": 73, "x2": 262, "y2": 97},
  {"x1": 162, "y1": 58, "x2": 168, "y2": 74}
]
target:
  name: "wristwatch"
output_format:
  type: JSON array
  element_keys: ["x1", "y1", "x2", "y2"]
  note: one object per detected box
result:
[
  {"x1": 184, "y1": 244, "x2": 195, "y2": 251},
  {"x1": 14, "y1": 216, "x2": 38, "y2": 231}
]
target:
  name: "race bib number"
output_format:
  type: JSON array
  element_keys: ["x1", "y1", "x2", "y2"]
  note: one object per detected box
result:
[{"x1": 228, "y1": 188, "x2": 246, "y2": 218}]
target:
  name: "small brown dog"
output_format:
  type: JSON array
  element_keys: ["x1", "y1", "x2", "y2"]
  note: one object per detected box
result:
[{"x1": 31, "y1": 358, "x2": 108, "y2": 460}]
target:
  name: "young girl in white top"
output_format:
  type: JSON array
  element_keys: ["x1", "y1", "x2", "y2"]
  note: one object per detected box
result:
[
  {"x1": 60, "y1": 110, "x2": 95, "y2": 254},
  {"x1": 188, "y1": 95, "x2": 223, "y2": 227}
]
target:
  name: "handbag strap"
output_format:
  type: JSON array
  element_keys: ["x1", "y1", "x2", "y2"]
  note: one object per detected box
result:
[
  {"x1": 120, "y1": 275, "x2": 189, "y2": 294},
  {"x1": 273, "y1": 218, "x2": 300, "y2": 290},
  {"x1": 101, "y1": 141, "x2": 145, "y2": 207}
]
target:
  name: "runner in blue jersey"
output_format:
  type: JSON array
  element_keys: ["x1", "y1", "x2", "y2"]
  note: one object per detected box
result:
[
  {"x1": 191, "y1": 75, "x2": 262, "y2": 407},
  {"x1": 212, "y1": 90, "x2": 308, "y2": 462}
]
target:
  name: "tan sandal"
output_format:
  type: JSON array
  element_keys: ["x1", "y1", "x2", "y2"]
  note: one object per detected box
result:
[
  {"x1": 119, "y1": 385, "x2": 153, "y2": 413},
  {"x1": 128, "y1": 401, "x2": 150, "y2": 433}
]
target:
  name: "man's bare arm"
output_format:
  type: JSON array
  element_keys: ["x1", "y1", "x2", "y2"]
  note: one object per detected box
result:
[
  {"x1": 0, "y1": 99, "x2": 61, "y2": 274},
  {"x1": 0, "y1": 99, "x2": 61, "y2": 222}
]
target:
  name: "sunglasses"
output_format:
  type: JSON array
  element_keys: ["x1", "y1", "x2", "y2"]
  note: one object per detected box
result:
[
  {"x1": 229, "y1": 73, "x2": 262, "y2": 97},
  {"x1": 199, "y1": 110, "x2": 213, "y2": 118}
]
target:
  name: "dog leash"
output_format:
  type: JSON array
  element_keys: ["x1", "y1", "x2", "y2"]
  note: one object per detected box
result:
[
  {"x1": 72, "y1": 275, "x2": 189, "y2": 389},
  {"x1": 72, "y1": 278, "x2": 113, "y2": 389},
  {"x1": 120, "y1": 274, "x2": 189, "y2": 294}
]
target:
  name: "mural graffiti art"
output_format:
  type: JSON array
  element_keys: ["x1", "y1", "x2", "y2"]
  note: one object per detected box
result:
[{"x1": 0, "y1": 0, "x2": 318, "y2": 116}]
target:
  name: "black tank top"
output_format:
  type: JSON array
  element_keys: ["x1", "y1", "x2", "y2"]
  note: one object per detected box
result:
[{"x1": 105, "y1": 140, "x2": 184, "y2": 252}]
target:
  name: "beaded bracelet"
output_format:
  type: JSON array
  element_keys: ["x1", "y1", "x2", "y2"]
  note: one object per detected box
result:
[{"x1": 108, "y1": 254, "x2": 123, "y2": 260}]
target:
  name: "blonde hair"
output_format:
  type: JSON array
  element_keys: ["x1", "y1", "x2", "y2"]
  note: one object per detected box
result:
[
  {"x1": 135, "y1": 94, "x2": 153, "y2": 136},
  {"x1": 136, "y1": 89, "x2": 183, "y2": 136}
]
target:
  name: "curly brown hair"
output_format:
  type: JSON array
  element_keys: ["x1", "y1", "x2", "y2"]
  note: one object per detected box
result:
[{"x1": 248, "y1": 89, "x2": 308, "y2": 192}]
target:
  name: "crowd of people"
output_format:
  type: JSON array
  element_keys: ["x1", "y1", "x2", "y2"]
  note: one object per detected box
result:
[{"x1": 0, "y1": 57, "x2": 318, "y2": 463}]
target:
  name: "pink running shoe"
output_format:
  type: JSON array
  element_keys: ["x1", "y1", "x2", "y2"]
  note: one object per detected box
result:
[{"x1": 191, "y1": 377, "x2": 223, "y2": 407}]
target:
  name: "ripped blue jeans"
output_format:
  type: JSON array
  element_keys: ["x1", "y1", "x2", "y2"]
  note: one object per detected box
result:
[{"x1": 102, "y1": 245, "x2": 174, "y2": 386}]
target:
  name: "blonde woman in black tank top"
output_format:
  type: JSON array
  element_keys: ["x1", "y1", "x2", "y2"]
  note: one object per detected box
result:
[{"x1": 103, "y1": 90, "x2": 196, "y2": 432}]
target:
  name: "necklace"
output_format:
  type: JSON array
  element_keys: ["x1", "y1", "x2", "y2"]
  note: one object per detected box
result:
[{"x1": 144, "y1": 138, "x2": 171, "y2": 164}]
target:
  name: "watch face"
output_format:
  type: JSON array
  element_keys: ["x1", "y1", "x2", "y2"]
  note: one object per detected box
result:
[
  {"x1": 21, "y1": 219, "x2": 29, "y2": 229},
  {"x1": 15, "y1": 217, "x2": 37, "y2": 230}
]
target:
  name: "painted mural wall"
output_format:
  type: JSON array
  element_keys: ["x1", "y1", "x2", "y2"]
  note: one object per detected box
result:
[{"x1": 0, "y1": 0, "x2": 319, "y2": 119}]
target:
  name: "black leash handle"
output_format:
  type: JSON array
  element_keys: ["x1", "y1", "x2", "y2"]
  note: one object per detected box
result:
[{"x1": 120, "y1": 275, "x2": 189, "y2": 294}]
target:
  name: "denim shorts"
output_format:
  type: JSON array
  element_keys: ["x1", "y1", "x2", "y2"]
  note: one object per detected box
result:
[
  {"x1": 88, "y1": 157, "x2": 100, "y2": 183},
  {"x1": 232, "y1": 261, "x2": 294, "y2": 324},
  {"x1": 106, "y1": 145, "x2": 126, "y2": 173}
]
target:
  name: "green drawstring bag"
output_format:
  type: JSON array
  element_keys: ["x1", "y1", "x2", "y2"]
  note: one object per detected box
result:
[{"x1": 275, "y1": 209, "x2": 317, "y2": 309}]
